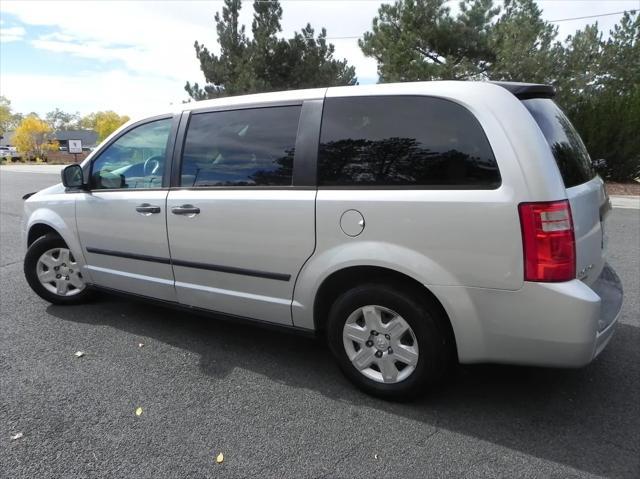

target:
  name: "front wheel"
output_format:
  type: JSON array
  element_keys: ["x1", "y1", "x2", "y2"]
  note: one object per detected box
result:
[
  {"x1": 24, "y1": 233, "x2": 93, "y2": 305},
  {"x1": 327, "y1": 283, "x2": 452, "y2": 400}
]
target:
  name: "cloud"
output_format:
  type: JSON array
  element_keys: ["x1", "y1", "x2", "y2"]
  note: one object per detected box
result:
[
  {"x1": 0, "y1": 0, "x2": 383, "y2": 115},
  {"x1": 1, "y1": 70, "x2": 186, "y2": 118},
  {"x1": 1, "y1": 0, "x2": 637, "y2": 118},
  {"x1": 0, "y1": 26, "x2": 25, "y2": 43},
  {"x1": 1, "y1": 1, "x2": 209, "y2": 83},
  {"x1": 1, "y1": 0, "x2": 382, "y2": 84}
]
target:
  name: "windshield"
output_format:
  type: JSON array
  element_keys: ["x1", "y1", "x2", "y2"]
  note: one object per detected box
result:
[{"x1": 523, "y1": 98, "x2": 595, "y2": 188}]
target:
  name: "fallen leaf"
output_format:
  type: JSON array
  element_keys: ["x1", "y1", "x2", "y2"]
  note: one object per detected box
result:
[
  {"x1": 10, "y1": 432, "x2": 23, "y2": 440},
  {"x1": 135, "y1": 407, "x2": 143, "y2": 416},
  {"x1": 74, "y1": 351, "x2": 85, "y2": 358},
  {"x1": 216, "y1": 452, "x2": 224, "y2": 464},
  {"x1": 374, "y1": 454, "x2": 379, "y2": 460}
]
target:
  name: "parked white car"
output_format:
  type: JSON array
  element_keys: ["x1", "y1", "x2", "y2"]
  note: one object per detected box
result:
[
  {"x1": 22, "y1": 81, "x2": 623, "y2": 398},
  {"x1": 0, "y1": 146, "x2": 20, "y2": 161}
]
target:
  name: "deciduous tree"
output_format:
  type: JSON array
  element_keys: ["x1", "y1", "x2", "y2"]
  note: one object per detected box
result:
[
  {"x1": 45, "y1": 108, "x2": 80, "y2": 131},
  {"x1": 0, "y1": 96, "x2": 23, "y2": 136},
  {"x1": 14, "y1": 115, "x2": 59, "y2": 160},
  {"x1": 80, "y1": 111, "x2": 130, "y2": 141}
]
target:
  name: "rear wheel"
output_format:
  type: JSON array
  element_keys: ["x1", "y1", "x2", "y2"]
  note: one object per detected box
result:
[
  {"x1": 24, "y1": 233, "x2": 93, "y2": 305},
  {"x1": 327, "y1": 283, "x2": 451, "y2": 399}
]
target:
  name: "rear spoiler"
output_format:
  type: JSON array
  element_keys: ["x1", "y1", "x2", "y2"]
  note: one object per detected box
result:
[{"x1": 491, "y1": 81, "x2": 555, "y2": 100}]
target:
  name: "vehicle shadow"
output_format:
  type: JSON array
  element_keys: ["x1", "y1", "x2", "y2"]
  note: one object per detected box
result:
[{"x1": 47, "y1": 295, "x2": 640, "y2": 478}]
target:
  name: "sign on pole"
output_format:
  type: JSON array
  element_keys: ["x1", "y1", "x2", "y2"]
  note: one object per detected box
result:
[
  {"x1": 68, "y1": 139, "x2": 82, "y2": 163},
  {"x1": 68, "y1": 139, "x2": 82, "y2": 154}
]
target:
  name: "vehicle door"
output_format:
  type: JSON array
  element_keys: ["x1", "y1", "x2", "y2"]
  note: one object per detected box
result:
[
  {"x1": 75, "y1": 115, "x2": 179, "y2": 300},
  {"x1": 166, "y1": 102, "x2": 319, "y2": 325}
]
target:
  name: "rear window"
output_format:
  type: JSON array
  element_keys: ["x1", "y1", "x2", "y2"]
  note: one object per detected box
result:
[
  {"x1": 318, "y1": 96, "x2": 500, "y2": 188},
  {"x1": 523, "y1": 98, "x2": 595, "y2": 188}
]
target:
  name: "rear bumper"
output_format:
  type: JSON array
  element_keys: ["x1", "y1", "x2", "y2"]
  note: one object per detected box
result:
[
  {"x1": 434, "y1": 263, "x2": 623, "y2": 367},
  {"x1": 590, "y1": 264, "x2": 623, "y2": 358}
]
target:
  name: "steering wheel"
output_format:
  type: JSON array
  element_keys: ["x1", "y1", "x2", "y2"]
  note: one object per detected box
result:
[{"x1": 143, "y1": 156, "x2": 163, "y2": 177}]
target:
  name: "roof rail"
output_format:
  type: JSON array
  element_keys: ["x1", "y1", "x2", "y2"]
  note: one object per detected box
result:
[{"x1": 491, "y1": 81, "x2": 555, "y2": 100}]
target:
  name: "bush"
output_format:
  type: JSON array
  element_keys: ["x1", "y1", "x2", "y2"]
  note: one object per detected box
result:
[{"x1": 565, "y1": 86, "x2": 640, "y2": 181}]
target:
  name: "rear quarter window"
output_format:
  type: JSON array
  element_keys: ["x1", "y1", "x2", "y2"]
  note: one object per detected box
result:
[
  {"x1": 318, "y1": 96, "x2": 501, "y2": 188},
  {"x1": 523, "y1": 98, "x2": 595, "y2": 188}
]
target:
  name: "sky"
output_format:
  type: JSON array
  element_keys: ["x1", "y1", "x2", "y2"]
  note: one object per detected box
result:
[{"x1": 0, "y1": 0, "x2": 638, "y2": 120}]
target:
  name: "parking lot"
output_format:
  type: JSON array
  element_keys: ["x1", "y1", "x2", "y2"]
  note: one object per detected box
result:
[{"x1": 1, "y1": 167, "x2": 638, "y2": 478}]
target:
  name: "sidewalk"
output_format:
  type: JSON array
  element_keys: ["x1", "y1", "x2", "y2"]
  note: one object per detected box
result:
[{"x1": 609, "y1": 195, "x2": 640, "y2": 210}]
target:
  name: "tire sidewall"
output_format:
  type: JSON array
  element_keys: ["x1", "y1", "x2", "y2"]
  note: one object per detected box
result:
[
  {"x1": 327, "y1": 283, "x2": 445, "y2": 400},
  {"x1": 24, "y1": 234, "x2": 92, "y2": 305}
]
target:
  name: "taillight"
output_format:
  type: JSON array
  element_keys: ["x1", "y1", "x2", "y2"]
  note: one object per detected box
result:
[{"x1": 518, "y1": 200, "x2": 576, "y2": 282}]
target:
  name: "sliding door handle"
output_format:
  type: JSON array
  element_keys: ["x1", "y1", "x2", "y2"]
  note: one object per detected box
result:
[
  {"x1": 171, "y1": 204, "x2": 200, "y2": 216},
  {"x1": 135, "y1": 203, "x2": 161, "y2": 215}
]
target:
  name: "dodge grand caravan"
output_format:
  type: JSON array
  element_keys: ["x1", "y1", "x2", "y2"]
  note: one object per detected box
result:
[{"x1": 22, "y1": 81, "x2": 623, "y2": 398}]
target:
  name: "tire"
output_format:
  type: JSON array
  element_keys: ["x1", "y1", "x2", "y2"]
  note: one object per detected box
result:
[
  {"x1": 24, "y1": 233, "x2": 94, "y2": 305},
  {"x1": 327, "y1": 283, "x2": 452, "y2": 400}
]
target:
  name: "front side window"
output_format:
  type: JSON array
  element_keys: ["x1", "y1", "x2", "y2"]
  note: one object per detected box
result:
[
  {"x1": 318, "y1": 96, "x2": 500, "y2": 188},
  {"x1": 180, "y1": 106, "x2": 301, "y2": 187},
  {"x1": 91, "y1": 118, "x2": 172, "y2": 190}
]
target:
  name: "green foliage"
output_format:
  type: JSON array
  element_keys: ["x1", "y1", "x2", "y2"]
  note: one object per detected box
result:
[
  {"x1": 360, "y1": 1, "x2": 639, "y2": 180},
  {"x1": 185, "y1": 0, "x2": 356, "y2": 99},
  {"x1": 600, "y1": 11, "x2": 640, "y2": 96},
  {"x1": 561, "y1": 12, "x2": 640, "y2": 181},
  {"x1": 45, "y1": 108, "x2": 80, "y2": 131},
  {"x1": 0, "y1": 96, "x2": 11, "y2": 136},
  {"x1": 489, "y1": 0, "x2": 563, "y2": 83},
  {"x1": 567, "y1": 87, "x2": 640, "y2": 181},
  {"x1": 359, "y1": 0, "x2": 499, "y2": 81},
  {"x1": 0, "y1": 96, "x2": 23, "y2": 136},
  {"x1": 79, "y1": 111, "x2": 130, "y2": 142}
]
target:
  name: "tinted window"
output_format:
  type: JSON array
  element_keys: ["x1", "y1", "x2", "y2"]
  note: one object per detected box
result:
[
  {"x1": 180, "y1": 106, "x2": 301, "y2": 187},
  {"x1": 318, "y1": 96, "x2": 500, "y2": 188},
  {"x1": 523, "y1": 98, "x2": 595, "y2": 188},
  {"x1": 91, "y1": 119, "x2": 171, "y2": 189}
]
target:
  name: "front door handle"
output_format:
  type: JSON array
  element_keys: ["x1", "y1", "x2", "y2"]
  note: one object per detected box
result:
[
  {"x1": 135, "y1": 203, "x2": 161, "y2": 215},
  {"x1": 171, "y1": 204, "x2": 200, "y2": 216}
]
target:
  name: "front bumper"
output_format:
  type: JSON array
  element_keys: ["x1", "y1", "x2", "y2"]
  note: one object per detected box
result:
[{"x1": 436, "y1": 263, "x2": 624, "y2": 367}]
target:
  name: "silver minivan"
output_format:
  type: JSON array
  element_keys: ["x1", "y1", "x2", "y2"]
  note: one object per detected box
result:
[{"x1": 23, "y1": 81, "x2": 623, "y2": 398}]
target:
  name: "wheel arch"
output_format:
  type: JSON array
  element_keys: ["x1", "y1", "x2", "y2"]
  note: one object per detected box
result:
[
  {"x1": 312, "y1": 265, "x2": 458, "y2": 361},
  {"x1": 25, "y1": 208, "x2": 92, "y2": 284},
  {"x1": 27, "y1": 223, "x2": 61, "y2": 246}
]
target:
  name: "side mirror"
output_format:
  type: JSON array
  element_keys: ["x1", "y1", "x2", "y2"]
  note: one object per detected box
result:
[{"x1": 61, "y1": 164, "x2": 85, "y2": 189}]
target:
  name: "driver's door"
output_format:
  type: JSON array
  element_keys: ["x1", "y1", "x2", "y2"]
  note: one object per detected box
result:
[{"x1": 75, "y1": 116, "x2": 178, "y2": 301}]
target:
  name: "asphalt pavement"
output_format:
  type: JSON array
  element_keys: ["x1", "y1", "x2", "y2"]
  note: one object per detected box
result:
[{"x1": 1, "y1": 168, "x2": 638, "y2": 478}]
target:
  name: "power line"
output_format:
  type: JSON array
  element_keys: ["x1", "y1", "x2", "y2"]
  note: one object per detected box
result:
[
  {"x1": 549, "y1": 10, "x2": 634, "y2": 22},
  {"x1": 306, "y1": 9, "x2": 635, "y2": 41}
]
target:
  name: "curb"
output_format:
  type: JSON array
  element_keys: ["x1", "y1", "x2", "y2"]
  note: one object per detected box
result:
[{"x1": 609, "y1": 195, "x2": 640, "y2": 210}]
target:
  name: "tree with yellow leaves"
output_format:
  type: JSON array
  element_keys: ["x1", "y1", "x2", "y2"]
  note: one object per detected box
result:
[
  {"x1": 13, "y1": 115, "x2": 59, "y2": 161},
  {"x1": 80, "y1": 111, "x2": 130, "y2": 141}
]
